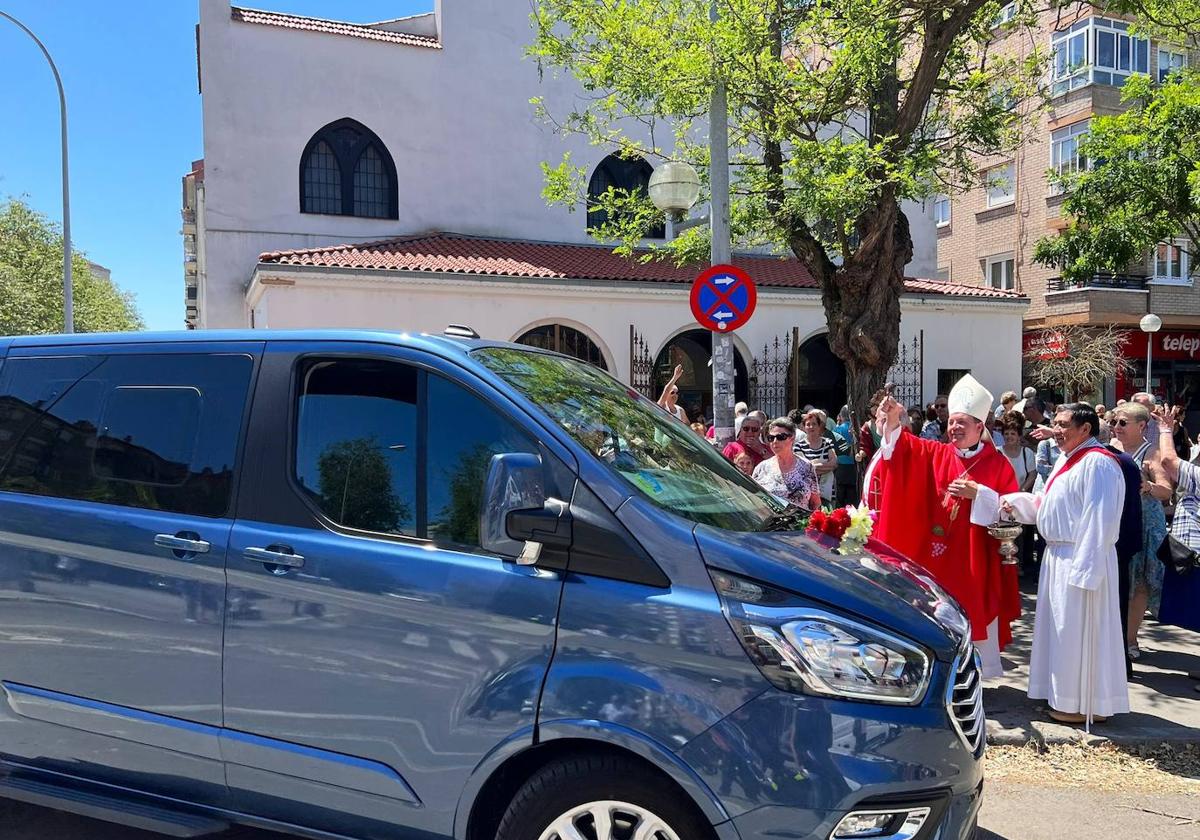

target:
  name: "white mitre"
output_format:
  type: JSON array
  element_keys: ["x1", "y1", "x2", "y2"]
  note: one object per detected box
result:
[{"x1": 947, "y1": 374, "x2": 993, "y2": 422}]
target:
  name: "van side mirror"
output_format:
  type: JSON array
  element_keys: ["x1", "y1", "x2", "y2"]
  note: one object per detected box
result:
[{"x1": 480, "y1": 452, "x2": 571, "y2": 563}]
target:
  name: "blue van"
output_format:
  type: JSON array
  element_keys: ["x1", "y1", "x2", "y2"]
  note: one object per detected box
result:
[{"x1": 0, "y1": 330, "x2": 983, "y2": 840}]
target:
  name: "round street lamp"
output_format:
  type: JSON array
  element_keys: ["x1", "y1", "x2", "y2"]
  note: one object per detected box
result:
[
  {"x1": 648, "y1": 161, "x2": 702, "y2": 217},
  {"x1": 1140, "y1": 313, "x2": 1163, "y2": 396}
]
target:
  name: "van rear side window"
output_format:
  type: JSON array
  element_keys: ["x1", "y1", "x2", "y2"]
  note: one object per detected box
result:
[
  {"x1": 94, "y1": 387, "x2": 202, "y2": 486},
  {"x1": 0, "y1": 353, "x2": 253, "y2": 517}
]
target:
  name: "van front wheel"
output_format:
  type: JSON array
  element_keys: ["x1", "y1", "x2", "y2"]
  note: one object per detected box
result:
[{"x1": 495, "y1": 754, "x2": 710, "y2": 840}]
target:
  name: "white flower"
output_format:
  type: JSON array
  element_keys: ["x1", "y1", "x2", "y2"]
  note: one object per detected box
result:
[{"x1": 843, "y1": 503, "x2": 875, "y2": 543}]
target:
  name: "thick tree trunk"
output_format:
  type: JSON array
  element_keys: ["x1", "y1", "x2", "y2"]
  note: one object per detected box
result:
[{"x1": 821, "y1": 198, "x2": 913, "y2": 426}]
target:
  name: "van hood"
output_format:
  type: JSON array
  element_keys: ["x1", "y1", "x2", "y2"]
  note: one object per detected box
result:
[{"x1": 694, "y1": 526, "x2": 967, "y2": 661}]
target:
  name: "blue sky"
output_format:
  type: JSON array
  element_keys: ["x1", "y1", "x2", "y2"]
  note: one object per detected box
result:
[{"x1": 0, "y1": 1, "x2": 432, "y2": 330}]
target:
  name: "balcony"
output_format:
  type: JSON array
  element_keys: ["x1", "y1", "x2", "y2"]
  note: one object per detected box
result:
[
  {"x1": 1044, "y1": 273, "x2": 1148, "y2": 324},
  {"x1": 1047, "y1": 273, "x2": 1148, "y2": 291}
]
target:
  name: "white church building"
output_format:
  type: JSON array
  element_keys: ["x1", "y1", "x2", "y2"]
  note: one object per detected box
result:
[{"x1": 186, "y1": 0, "x2": 1026, "y2": 417}]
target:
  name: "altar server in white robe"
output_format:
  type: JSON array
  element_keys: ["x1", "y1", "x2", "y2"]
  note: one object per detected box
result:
[{"x1": 1002, "y1": 402, "x2": 1129, "y2": 727}]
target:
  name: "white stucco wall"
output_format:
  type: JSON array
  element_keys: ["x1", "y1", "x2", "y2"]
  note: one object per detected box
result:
[
  {"x1": 247, "y1": 268, "x2": 1024, "y2": 406},
  {"x1": 198, "y1": 0, "x2": 938, "y2": 329}
]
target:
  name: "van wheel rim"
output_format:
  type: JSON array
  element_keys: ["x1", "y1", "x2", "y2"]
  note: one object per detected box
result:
[{"x1": 537, "y1": 800, "x2": 681, "y2": 840}]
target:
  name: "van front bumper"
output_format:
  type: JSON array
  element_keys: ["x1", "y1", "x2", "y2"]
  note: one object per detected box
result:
[{"x1": 677, "y1": 684, "x2": 984, "y2": 840}]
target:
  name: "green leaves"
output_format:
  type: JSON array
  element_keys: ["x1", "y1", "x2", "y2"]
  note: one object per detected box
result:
[
  {"x1": 1035, "y1": 69, "x2": 1200, "y2": 282},
  {"x1": 529, "y1": 0, "x2": 1044, "y2": 265},
  {"x1": 0, "y1": 198, "x2": 143, "y2": 335}
]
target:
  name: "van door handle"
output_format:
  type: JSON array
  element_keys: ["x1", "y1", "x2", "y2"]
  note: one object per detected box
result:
[
  {"x1": 154, "y1": 534, "x2": 211, "y2": 555},
  {"x1": 243, "y1": 546, "x2": 305, "y2": 569}
]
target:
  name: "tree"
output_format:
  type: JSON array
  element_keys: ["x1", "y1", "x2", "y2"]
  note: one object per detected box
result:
[
  {"x1": 1022, "y1": 325, "x2": 1133, "y2": 401},
  {"x1": 530, "y1": 0, "x2": 1045, "y2": 415},
  {"x1": 0, "y1": 198, "x2": 143, "y2": 335},
  {"x1": 317, "y1": 437, "x2": 408, "y2": 533},
  {"x1": 1034, "y1": 0, "x2": 1200, "y2": 281}
]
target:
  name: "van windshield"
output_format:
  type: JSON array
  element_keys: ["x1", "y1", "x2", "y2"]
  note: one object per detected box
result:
[{"x1": 475, "y1": 347, "x2": 787, "y2": 531}]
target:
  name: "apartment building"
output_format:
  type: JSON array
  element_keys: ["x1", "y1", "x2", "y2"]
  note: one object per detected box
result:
[{"x1": 935, "y1": 4, "x2": 1196, "y2": 404}]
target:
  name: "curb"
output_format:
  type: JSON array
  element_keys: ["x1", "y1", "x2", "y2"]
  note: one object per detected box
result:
[{"x1": 986, "y1": 716, "x2": 1200, "y2": 748}]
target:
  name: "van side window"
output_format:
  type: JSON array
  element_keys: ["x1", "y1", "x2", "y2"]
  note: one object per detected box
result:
[
  {"x1": 425, "y1": 373, "x2": 539, "y2": 547},
  {"x1": 294, "y1": 358, "x2": 418, "y2": 536},
  {"x1": 0, "y1": 353, "x2": 253, "y2": 517}
]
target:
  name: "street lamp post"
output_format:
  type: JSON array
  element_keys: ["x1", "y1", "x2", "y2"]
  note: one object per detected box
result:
[
  {"x1": 1, "y1": 11, "x2": 72, "y2": 333},
  {"x1": 1140, "y1": 313, "x2": 1162, "y2": 396},
  {"x1": 646, "y1": 1, "x2": 736, "y2": 444}
]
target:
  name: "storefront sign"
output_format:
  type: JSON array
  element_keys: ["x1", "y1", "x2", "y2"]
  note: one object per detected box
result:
[
  {"x1": 1022, "y1": 329, "x2": 1068, "y2": 360},
  {"x1": 1123, "y1": 330, "x2": 1200, "y2": 360}
]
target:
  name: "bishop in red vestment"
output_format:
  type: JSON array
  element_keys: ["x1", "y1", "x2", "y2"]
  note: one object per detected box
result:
[{"x1": 863, "y1": 377, "x2": 1021, "y2": 676}]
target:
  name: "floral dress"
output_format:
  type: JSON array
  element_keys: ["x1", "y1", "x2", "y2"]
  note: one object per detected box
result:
[
  {"x1": 1132, "y1": 441, "x2": 1167, "y2": 613},
  {"x1": 752, "y1": 456, "x2": 820, "y2": 511}
]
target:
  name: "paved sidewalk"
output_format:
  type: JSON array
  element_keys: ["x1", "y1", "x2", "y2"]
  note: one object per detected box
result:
[{"x1": 984, "y1": 586, "x2": 1200, "y2": 746}]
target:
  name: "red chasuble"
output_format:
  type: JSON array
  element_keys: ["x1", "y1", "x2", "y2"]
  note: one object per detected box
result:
[{"x1": 867, "y1": 431, "x2": 1021, "y2": 647}]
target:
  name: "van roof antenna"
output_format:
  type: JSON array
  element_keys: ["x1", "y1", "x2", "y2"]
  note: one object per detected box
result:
[{"x1": 444, "y1": 324, "x2": 480, "y2": 339}]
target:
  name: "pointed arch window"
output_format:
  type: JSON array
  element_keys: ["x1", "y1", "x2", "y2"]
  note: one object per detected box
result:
[
  {"x1": 300, "y1": 119, "x2": 398, "y2": 219},
  {"x1": 587, "y1": 154, "x2": 664, "y2": 238}
]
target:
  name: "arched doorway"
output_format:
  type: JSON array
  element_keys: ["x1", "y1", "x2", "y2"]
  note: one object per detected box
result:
[
  {"x1": 795, "y1": 333, "x2": 847, "y2": 414},
  {"x1": 653, "y1": 329, "x2": 749, "y2": 423}
]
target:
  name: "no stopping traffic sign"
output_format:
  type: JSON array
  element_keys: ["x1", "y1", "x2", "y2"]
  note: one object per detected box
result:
[{"x1": 690, "y1": 264, "x2": 756, "y2": 332}]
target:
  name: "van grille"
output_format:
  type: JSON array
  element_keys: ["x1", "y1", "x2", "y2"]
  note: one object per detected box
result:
[{"x1": 947, "y1": 645, "x2": 984, "y2": 755}]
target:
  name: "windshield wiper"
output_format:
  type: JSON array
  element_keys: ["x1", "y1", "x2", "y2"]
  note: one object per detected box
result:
[{"x1": 760, "y1": 508, "x2": 810, "y2": 532}]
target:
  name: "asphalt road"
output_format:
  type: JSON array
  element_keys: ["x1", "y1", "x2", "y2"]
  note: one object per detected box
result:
[{"x1": 3, "y1": 781, "x2": 1198, "y2": 839}]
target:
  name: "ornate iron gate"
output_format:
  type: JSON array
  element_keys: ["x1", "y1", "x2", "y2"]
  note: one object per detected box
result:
[
  {"x1": 750, "y1": 330, "x2": 796, "y2": 419},
  {"x1": 886, "y1": 330, "x2": 924, "y2": 409},
  {"x1": 629, "y1": 325, "x2": 655, "y2": 399}
]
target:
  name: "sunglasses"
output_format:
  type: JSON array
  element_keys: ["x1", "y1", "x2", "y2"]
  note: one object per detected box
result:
[
  {"x1": 741, "y1": 425, "x2": 761, "y2": 433},
  {"x1": 766, "y1": 432, "x2": 793, "y2": 442},
  {"x1": 1111, "y1": 418, "x2": 1134, "y2": 427}
]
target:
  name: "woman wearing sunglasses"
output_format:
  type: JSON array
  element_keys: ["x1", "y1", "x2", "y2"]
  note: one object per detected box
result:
[
  {"x1": 750, "y1": 417, "x2": 821, "y2": 512},
  {"x1": 1110, "y1": 402, "x2": 1171, "y2": 660}
]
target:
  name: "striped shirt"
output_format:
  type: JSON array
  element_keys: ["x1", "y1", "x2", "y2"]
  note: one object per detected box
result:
[{"x1": 795, "y1": 436, "x2": 836, "y2": 500}]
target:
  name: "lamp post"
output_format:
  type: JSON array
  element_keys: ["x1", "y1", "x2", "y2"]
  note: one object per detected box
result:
[
  {"x1": 1140, "y1": 313, "x2": 1162, "y2": 396},
  {"x1": 0, "y1": 11, "x2": 72, "y2": 333},
  {"x1": 648, "y1": 1, "x2": 736, "y2": 444}
]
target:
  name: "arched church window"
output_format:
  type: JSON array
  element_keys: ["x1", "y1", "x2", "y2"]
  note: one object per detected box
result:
[
  {"x1": 586, "y1": 154, "x2": 665, "y2": 238},
  {"x1": 300, "y1": 118, "x2": 397, "y2": 219}
]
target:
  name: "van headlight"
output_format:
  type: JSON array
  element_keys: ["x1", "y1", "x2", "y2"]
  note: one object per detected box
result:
[{"x1": 712, "y1": 570, "x2": 931, "y2": 705}]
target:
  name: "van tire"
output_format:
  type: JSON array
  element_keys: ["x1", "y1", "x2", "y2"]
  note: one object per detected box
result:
[{"x1": 495, "y1": 753, "x2": 710, "y2": 840}]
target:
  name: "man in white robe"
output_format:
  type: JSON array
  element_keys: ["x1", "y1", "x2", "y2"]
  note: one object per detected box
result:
[{"x1": 1003, "y1": 403, "x2": 1129, "y2": 727}]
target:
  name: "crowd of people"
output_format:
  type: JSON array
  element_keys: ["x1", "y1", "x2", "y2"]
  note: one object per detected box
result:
[{"x1": 659, "y1": 369, "x2": 1200, "y2": 726}]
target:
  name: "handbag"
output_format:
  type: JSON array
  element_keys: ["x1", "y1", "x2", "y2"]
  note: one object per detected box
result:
[{"x1": 1157, "y1": 533, "x2": 1199, "y2": 576}]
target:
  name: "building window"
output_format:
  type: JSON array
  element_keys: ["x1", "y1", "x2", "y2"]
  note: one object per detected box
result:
[
  {"x1": 985, "y1": 163, "x2": 1015, "y2": 208},
  {"x1": 1052, "y1": 18, "x2": 1149, "y2": 97},
  {"x1": 1049, "y1": 120, "x2": 1089, "y2": 194},
  {"x1": 587, "y1": 154, "x2": 665, "y2": 239},
  {"x1": 516, "y1": 324, "x2": 609, "y2": 371},
  {"x1": 934, "y1": 195, "x2": 951, "y2": 227},
  {"x1": 993, "y1": 2, "x2": 1016, "y2": 27},
  {"x1": 1158, "y1": 48, "x2": 1187, "y2": 83},
  {"x1": 300, "y1": 118, "x2": 398, "y2": 219},
  {"x1": 985, "y1": 255, "x2": 1015, "y2": 291},
  {"x1": 1153, "y1": 241, "x2": 1191, "y2": 285}
]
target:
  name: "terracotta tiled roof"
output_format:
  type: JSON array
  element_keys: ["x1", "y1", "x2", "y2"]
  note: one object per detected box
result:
[
  {"x1": 258, "y1": 233, "x2": 1022, "y2": 299},
  {"x1": 230, "y1": 7, "x2": 441, "y2": 49}
]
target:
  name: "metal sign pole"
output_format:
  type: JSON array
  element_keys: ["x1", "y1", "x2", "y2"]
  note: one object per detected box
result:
[{"x1": 709, "y1": 0, "x2": 735, "y2": 447}]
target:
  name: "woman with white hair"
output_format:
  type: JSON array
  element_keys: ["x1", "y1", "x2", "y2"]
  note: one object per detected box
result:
[{"x1": 1110, "y1": 401, "x2": 1170, "y2": 659}]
